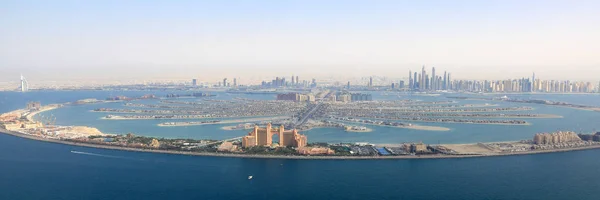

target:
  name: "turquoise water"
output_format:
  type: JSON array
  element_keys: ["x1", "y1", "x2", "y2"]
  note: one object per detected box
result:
[
  {"x1": 9, "y1": 91, "x2": 599, "y2": 144},
  {"x1": 2, "y1": 91, "x2": 600, "y2": 199}
]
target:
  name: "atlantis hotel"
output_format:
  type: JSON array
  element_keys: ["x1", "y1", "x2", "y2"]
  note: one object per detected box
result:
[{"x1": 242, "y1": 124, "x2": 307, "y2": 148}]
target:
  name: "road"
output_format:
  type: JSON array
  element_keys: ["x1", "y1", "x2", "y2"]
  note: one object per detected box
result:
[
  {"x1": 198, "y1": 136, "x2": 244, "y2": 147},
  {"x1": 296, "y1": 103, "x2": 321, "y2": 126},
  {"x1": 295, "y1": 90, "x2": 335, "y2": 126}
]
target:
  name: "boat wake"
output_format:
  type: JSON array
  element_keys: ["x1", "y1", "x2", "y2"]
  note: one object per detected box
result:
[{"x1": 70, "y1": 150, "x2": 127, "y2": 159}]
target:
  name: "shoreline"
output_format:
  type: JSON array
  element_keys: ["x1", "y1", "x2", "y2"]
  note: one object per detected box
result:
[
  {"x1": 157, "y1": 116, "x2": 289, "y2": 127},
  {"x1": 342, "y1": 117, "x2": 531, "y2": 126},
  {"x1": 344, "y1": 128, "x2": 373, "y2": 133},
  {"x1": 2, "y1": 128, "x2": 600, "y2": 160},
  {"x1": 329, "y1": 119, "x2": 451, "y2": 131},
  {"x1": 26, "y1": 105, "x2": 61, "y2": 122}
]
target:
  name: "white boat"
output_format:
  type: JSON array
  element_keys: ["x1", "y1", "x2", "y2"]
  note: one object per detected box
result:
[{"x1": 248, "y1": 176, "x2": 253, "y2": 180}]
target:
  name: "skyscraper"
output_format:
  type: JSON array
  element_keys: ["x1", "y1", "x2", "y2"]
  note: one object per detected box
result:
[
  {"x1": 447, "y1": 73, "x2": 452, "y2": 90},
  {"x1": 425, "y1": 74, "x2": 430, "y2": 90},
  {"x1": 192, "y1": 79, "x2": 197, "y2": 86},
  {"x1": 233, "y1": 78, "x2": 237, "y2": 87},
  {"x1": 347, "y1": 81, "x2": 350, "y2": 89},
  {"x1": 291, "y1": 75, "x2": 295, "y2": 85},
  {"x1": 443, "y1": 71, "x2": 447, "y2": 90},
  {"x1": 413, "y1": 72, "x2": 418, "y2": 90},
  {"x1": 421, "y1": 66, "x2": 426, "y2": 90},
  {"x1": 408, "y1": 70, "x2": 413, "y2": 89},
  {"x1": 20, "y1": 74, "x2": 28, "y2": 92},
  {"x1": 369, "y1": 77, "x2": 373, "y2": 87},
  {"x1": 431, "y1": 67, "x2": 436, "y2": 91},
  {"x1": 532, "y1": 72, "x2": 536, "y2": 92},
  {"x1": 223, "y1": 78, "x2": 228, "y2": 87}
]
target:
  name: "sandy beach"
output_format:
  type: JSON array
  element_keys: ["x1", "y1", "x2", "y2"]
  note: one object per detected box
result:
[
  {"x1": 221, "y1": 126, "x2": 254, "y2": 131},
  {"x1": 157, "y1": 116, "x2": 289, "y2": 127},
  {"x1": 344, "y1": 127, "x2": 373, "y2": 133},
  {"x1": 406, "y1": 125, "x2": 451, "y2": 131},
  {"x1": 329, "y1": 119, "x2": 451, "y2": 131},
  {"x1": 25, "y1": 105, "x2": 61, "y2": 122}
]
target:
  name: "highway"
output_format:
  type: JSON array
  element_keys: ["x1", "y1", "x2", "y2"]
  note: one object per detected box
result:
[
  {"x1": 295, "y1": 103, "x2": 321, "y2": 126},
  {"x1": 198, "y1": 136, "x2": 244, "y2": 147}
]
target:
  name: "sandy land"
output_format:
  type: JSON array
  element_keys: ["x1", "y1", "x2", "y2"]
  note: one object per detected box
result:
[
  {"x1": 359, "y1": 117, "x2": 532, "y2": 126},
  {"x1": 4, "y1": 128, "x2": 600, "y2": 160},
  {"x1": 330, "y1": 119, "x2": 450, "y2": 131},
  {"x1": 344, "y1": 127, "x2": 373, "y2": 133},
  {"x1": 466, "y1": 114, "x2": 562, "y2": 118},
  {"x1": 405, "y1": 125, "x2": 451, "y2": 131},
  {"x1": 556, "y1": 105, "x2": 600, "y2": 112},
  {"x1": 440, "y1": 144, "x2": 503, "y2": 155},
  {"x1": 221, "y1": 125, "x2": 255, "y2": 131},
  {"x1": 26, "y1": 105, "x2": 61, "y2": 122},
  {"x1": 102, "y1": 114, "x2": 283, "y2": 120},
  {"x1": 62, "y1": 126, "x2": 104, "y2": 135},
  {"x1": 157, "y1": 116, "x2": 289, "y2": 127}
]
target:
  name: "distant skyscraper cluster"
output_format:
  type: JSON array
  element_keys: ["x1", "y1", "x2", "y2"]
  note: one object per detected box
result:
[
  {"x1": 207, "y1": 77, "x2": 239, "y2": 87},
  {"x1": 404, "y1": 67, "x2": 597, "y2": 93},
  {"x1": 260, "y1": 75, "x2": 316, "y2": 88},
  {"x1": 407, "y1": 66, "x2": 450, "y2": 91}
]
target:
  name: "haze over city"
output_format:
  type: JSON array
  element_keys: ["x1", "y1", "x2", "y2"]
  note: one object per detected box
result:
[
  {"x1": 2, "y1": 0, "x2": 599, "y2": 82},
  {"x1": 4, "y1": 1, "x2": 600, "y2": 200}
]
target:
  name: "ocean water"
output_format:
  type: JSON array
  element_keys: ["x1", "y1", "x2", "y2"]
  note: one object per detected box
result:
[
  {"x1": 1, "y1": 133, "x2": 600, "y2": 200},
  {"x1": 2, "y1": 91, "x2": 600, "y2": 199}
]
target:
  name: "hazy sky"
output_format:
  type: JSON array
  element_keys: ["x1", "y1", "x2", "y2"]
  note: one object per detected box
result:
[{"x1": 1, "y1": 0, "x2": 599, "y2": 82}]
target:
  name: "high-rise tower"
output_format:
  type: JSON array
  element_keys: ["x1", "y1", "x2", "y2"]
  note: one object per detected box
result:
[
  {"x1": 20, "y1": 74, "x2": 28, "y2": 92},
  {"x1": 532, "y1": 72, "x2": 536, "y2": 92},
  {"x1": 443, "y1": 71, "x2": 447, "y2": 90},
  {"x1": 413, "y1": 72, "x2": 418, "y2": 89},
  {"x1": 420, "y1": 66, "x2": 426, "y2": 90},
  {"x1": 408, "y1": 70, "x2": 413, "y2": 89},
  {"x1": 447, "y1": 73, "x2": 452, "y2": 90},
  {"x1": 431, "y1": 67, "x2": 436, "y2": 91}
]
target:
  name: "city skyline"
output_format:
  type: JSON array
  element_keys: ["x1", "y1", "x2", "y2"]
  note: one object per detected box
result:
[{"x1": 1, "y1": 0, "x2": 599, "y2": 82}]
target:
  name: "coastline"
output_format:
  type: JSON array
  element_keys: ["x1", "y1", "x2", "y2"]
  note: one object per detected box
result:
[
  {"x1": 328, "y1": 119, "x2": 451, "y2": 131},
  {"x1": 26, "y1": 105, "x2": 61, "y2": 122},
  {"x1": 345, "y1": 117, "x2": 532, "y2": 126},
  {"x1": 344, "y1": 128, "x2": 373, "y2": 133},
  {"x1": 4, "y1": 128, "x2": 600, "y2": 160},
  {"x1": 156, "y1": 116, "x2": 289, "y2": 127}
]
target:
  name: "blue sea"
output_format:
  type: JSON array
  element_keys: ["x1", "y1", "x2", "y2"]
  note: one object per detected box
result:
[{"x1": 1, "y1": 91, "x2": 600, "y2": 199}]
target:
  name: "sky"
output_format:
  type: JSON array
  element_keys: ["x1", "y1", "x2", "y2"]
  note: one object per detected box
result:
[{"x1": 1, "y1": 0, "x2": 599, "y2": 83}]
